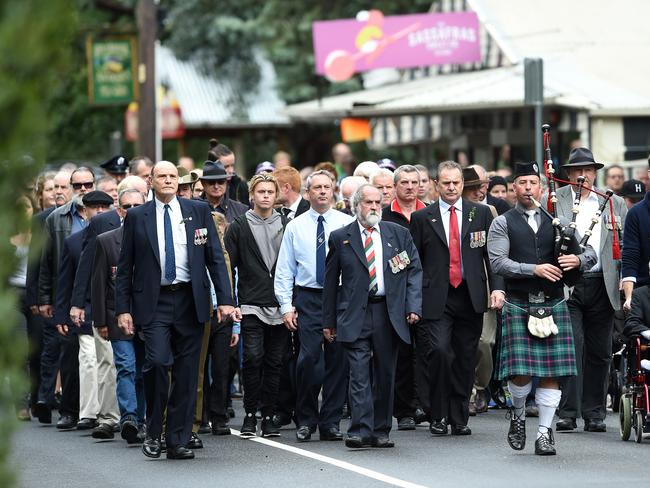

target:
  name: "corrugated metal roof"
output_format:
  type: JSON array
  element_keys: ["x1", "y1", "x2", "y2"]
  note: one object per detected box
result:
[{"x1": 157, "y1": 46, "x2": 289, "y2": 128}]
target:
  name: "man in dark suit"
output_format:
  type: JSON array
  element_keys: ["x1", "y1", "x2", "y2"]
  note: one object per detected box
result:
[
  {"x1": 323, "y1": 185, "x2": 422, "y2": 448},
  {"x1": 92, "y1": 188, "x2": 147, "y2": 444},
  {"x1": 411, "y1": 160, "x2": 504, "y2": 435},
  {"x1": 116, "y1": 161, "x2": 234, "y2": 460},
  {"x1": 469, "y1": 164, "x2": 511, "y2": 215}
]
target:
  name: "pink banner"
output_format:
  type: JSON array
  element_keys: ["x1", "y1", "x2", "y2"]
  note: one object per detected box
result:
[{"x1": 313, "y1": 11, "x2": 481, "y2": 82}]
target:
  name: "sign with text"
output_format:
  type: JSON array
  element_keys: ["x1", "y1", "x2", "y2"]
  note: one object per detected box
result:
[
  {"x1": 86, "y1": 36, "x2": 138, "y2": 105},
  {"x1": 313, "y1": 11, "x2": 481, "y2": 82}
]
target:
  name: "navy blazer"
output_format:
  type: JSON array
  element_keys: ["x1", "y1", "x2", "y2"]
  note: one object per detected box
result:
[
  {"x1": 322, "y1": 220, "x2": 423, "y2": 344},
  {"x1": 115, "y1": 197, "x2": 233, "y2": 325},
  {"x1": 54, "y1": 229, "x2": 92, "y2": 334},
  {"x1": 71, "y1": 209, "x2": 121, "y2": 309}
]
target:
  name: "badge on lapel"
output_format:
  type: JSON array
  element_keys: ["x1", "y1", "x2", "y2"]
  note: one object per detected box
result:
[
  {"x1": 194, "y1": 228, "x2": 208, "y2": 245},
  {"x1": 389, "y1": 250, "x2": 411, "y2": 274},
  {"x1": 469, "y1": 230, "x2": 486, "y2": 248},
  {"x1": 605, "y1": 214, "x2": 622, "y2": 231}
]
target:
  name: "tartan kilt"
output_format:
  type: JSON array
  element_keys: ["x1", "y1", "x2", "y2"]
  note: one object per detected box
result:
[{"x1": 496, "y1": 297, "x2": 577, "y2": 379}]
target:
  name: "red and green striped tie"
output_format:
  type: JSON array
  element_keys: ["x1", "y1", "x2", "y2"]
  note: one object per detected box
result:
[{"x1": 363, "y1": 228, "x2": 378, "y2": 295}]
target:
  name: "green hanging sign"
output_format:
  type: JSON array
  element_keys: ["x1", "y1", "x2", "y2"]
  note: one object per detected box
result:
[{"x1": 87, "y1": 35, "x2": 138, "y2": 105}]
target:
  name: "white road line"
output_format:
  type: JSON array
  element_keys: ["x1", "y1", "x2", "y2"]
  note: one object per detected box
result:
[{"x1": 230, "y1": 429, "x2": 429, "y2": 488}]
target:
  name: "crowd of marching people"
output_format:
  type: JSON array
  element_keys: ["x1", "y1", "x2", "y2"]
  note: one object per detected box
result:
[{"x1": 10, "y1": 137, "x2": 650, "y2": 459}]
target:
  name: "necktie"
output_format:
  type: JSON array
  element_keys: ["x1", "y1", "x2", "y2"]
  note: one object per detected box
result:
[
  {"x1": 316, "y1": 215, "x2": 325, "y2": 286},
  {"x1": 448, "y1": 205, "x2": 462, "y2": 288},
  {"x1": 164, "y1": 204, "x2": 176, "y2": 283},
  {"x1": 363, "y1": 228, "x2": 378, "y2": 295},
  {"x1": 525, "y1": 210, "x2": 538, "y2": 233},
  {"x1": 281, "y1": 207, "x2": 292, "y2": 220}
]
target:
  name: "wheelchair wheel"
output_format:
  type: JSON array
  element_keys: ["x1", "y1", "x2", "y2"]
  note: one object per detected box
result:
[
  {"x1": 634, "y1": 410, "x2": 644, "y2": 443},
  {"x1": 619, "y1": 395, "x2": 632, "y2": 441}
]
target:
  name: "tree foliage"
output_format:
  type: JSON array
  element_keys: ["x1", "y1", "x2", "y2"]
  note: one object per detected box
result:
[{"x1": 0, "y1": 1, "x2": 76, "y2": 485}]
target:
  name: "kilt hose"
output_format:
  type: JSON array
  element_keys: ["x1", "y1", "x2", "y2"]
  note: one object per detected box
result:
[{"x1": 496, "y1": 298, "x2": 577, "y2": 379}]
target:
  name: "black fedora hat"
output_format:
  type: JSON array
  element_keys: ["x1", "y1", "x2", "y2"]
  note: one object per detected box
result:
[
  {"x1": 564, "y1": 147, "x2": 604, "y2": 170},
  {"x1": 200, "y1": 160, "x2": 229, "y2": 181}
]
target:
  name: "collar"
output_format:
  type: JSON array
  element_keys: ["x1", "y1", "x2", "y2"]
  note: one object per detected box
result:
[
  {"x1": 308, "y1": 207, "x2": 333, "y2": 222},
  {"x1": 155, "y1": 196, "x2": 180, "y2": 211},
  {"x1": 439, "y1": 198, "x2": 463, "y2": 213},
  {"x1": 70, "y1": 201, "x2": 83, "y2": 217},
  {"x1": 288, "y1": 196, "x2": 302, "y2": 214},
  {"x1": 390, "y1": 198, "x2": 426, "y2": 217},
  {"x1": 514, "y1": 203, "x2": 537, "y2": 215},
  {"x1": 357, "y1": 221, "x2": 381, "y2": 236},
  {"x1": 571, "y1": 188, "x2": 599, "y2": 204}
]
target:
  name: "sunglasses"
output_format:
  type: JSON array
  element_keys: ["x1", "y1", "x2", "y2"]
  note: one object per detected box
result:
[
  {"x1": 72, "y1": 181, "x2": 94, "y2": 190},
  {"x1": 121, "y1": 203, "x2": 141, "y2": 210},
  {"x1": 203, "y1": 179, "x2": 227, "y2": 186}
]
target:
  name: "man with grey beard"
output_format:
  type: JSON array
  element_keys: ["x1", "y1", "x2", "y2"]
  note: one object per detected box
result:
[{"x1": 322, "y1": 184, "x2": 422, "y2": 449}]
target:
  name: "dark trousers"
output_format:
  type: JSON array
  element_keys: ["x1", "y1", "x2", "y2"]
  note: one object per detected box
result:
[
  {"x1": 141, "y1": 286, "x2": 202, "y2": 448},
  {"x1": 276, "y1": 331, "x2": 303, "y2": 420},
  {"x1": 344, "y1": 300, "x2": 398, "y2": 439},
  {"x1": 58, "y1": 333, "x2": 80, "y2": 418},
  {"x1": 295, "y1": 287, "x2": 348, "y2": 430},
  {"x1": 393, "y1": 333, "x2": 417, "y2": 419},
  {"x1": 241, "y1": 315, "x2": 288, "y2": 415},
  {"x1": 207, "y1": 317, "x2": 233, "y2": 423},
  {"x1": 14, "y1": 288, "x2": 43, "y2": 410},
  {"x1": 418, "y1": 282, "x2": 482, "y2": 426},
  {"x1": 560, "y1": 274, "x2": 614, "y2": 421},
  {"x1": 37, "y1": 320, "x2": 60, "y2": 407}
]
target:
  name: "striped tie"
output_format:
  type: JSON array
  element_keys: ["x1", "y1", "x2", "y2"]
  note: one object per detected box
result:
[{"x1": 363, "y1": 228, "x2": 378, "y2": 295}]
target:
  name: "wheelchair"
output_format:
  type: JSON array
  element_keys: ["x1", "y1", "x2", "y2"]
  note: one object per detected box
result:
[{"x1": 619, "y1": 336, "x2": 650, "y2": 443}]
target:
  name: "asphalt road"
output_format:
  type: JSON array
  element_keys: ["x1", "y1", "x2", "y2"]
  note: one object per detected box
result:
[{"x1": 13, "y1": 401, "x2": 649, "y2": 488}]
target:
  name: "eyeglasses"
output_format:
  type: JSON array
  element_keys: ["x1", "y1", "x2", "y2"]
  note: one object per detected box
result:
[
  {"x1": 202, "y1": 179, "x2": 227, "y2": 186},
  {"x1": 120, "y1": 203, "x2": 141, "y2": 210},
  {"x1": 72, "y1": 181, "x2": 94, "y2": 190}
]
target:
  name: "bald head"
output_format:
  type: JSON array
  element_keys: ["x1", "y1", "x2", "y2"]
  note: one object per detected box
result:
[{"x1": 151, "y1": 161, "x2": 179, "y2": 203}]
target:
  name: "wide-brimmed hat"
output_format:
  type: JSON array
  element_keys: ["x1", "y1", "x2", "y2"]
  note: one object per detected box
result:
[
  {"x1": 462, "y1": 168, "x2": 488, "y2": 188},
  {"x1": 513, "y1": 161, "x2": 540, "y2": 179},
  {"x1": 564, "y1": 147, "x2": 604, "y2": 170},
  {"x1": 177, "y1": 166, "x2": 199, "y2": 185},
  {"x1": 200, "y1": 160, "x2": 229, "y2": 181}
]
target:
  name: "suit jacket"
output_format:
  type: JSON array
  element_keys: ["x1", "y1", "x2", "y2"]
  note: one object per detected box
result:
[
  {"x1": 38, "y1": 200, "x2": 74, "y2": 305},
  {"x1": 91, "y1": 226, "x2": 129, "y2": 341},
  {"x1": 410, "y1": 199, "x2": 503, "y2": 320},
  {"x1": 71, "y1": 210, "x2": 121, "y2": 309},
  {"x1": 322, "y1": 221, "x2": 423, "y2": 344},
  {"x1": 26, "y1": 207, "x2": 56, "y2": 307},
  {"x1": 553, "y1": 185, "x2": 627, "y2": 309},
  {"x1": 486, "y1": 194, "x2": 511, "y2": 215},
  {"x1": 623, "y1": 285, "x2": 650, "y2": 338},
  {"x1": 54, "y1": 229, "x2": 91, "y2": 334},
  {"x1": 295, "y1": 198, "x2": 310, "y2": 218},
  {"x1": 115, "y1": 198, "x2": 233, "y2": 325}
]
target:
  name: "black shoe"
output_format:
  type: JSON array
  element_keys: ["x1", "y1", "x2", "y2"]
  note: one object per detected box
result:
[
  {"x1": 227, "y1": 406, "x2": 236, "y2": 418},
  {"x1": 121, "y1": 420, "x2": 140, "y2": 444},
  {"x1": 77, "y1": 418, "x2": 98, "y2": 430},
  {"x1": 397, "y1": 417, "x2": 416, "y2": 431},
  {"x1": 414, "y1": 408, "x2": 427, "y2": 424},
  {"x1": 451, "y1": 425, "x2": 472, "y2": 436},
  {"x1": 341, "y1": 402, "x2": 351, "y2": 419},
  {"x1": 296, "y1": 425, "x2": 314, "y2": 442},
  {"x1": 53, "y1": 392, "x2": 62, "y2": 411},
  {"x1": 345, "y1": 435, "x2": 371, "y2": 448},
  {"x1": 197, "y1": 422, "x2": 211, "y2": 435},
  {"x1": 261, "y1": 416, "x2": 280, "y2": 437},
  {"x1": 371, "y1": 436, "x2": 394, "y2": 448},
  {"x1": 137, "y1": 425, "x2": 146, "y2": 444},
  {"x1": 56, "y1": 415, "x2": 78, "y2": 430},
  {"x1": 187, "y1": 432, "x2": 203, "y2": 449},
  {"x1": 319, "y1": 426, "x2": 343, "y2": 441},
  {"x1": 429, "y1": 418, "x2": 448, "y2": 435},
  {"x1": 240, "y1": 413, "x2": 257, "y2": 438},
  {"x1": 142, "y1": 437, "x2": 161, "y2": 458},
  {"x1": 211, "y1": 421, "x2": 231, "y2": 436},
  {"x1": 584, "y1": 418, "x2": 607, "y2": 432},
  {"x1": 535, "y1": 429, "x2": 556, "y2": 456},
  {"x1": 272, "y1": 412, "x2": 292, "y2": 429},
  {"x1": 167, "y1": 445, "x2": 195, "y2": 460},
  {"x1": 35, "y1": 402, "x2": 52, "y2": 424},
  {"x1": 91, "y1": 423, "x2": 115, "y2": 439},
  {"x1": 555, "y1": 418, "x2": 576, "y2": 432},
  {"x1": 506, "y1": 410, "x2": 526, "y2": 451}
]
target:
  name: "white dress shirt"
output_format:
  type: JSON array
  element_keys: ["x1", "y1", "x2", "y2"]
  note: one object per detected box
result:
[
  {"x1": 572, "y1": 189, "x2": 601, "y2": 271},
  {"x1": 358, "y1": 222, "x2": 385, "y2": 296},
  {"x1": 284, "y1": 196, "x2": 303, "y2": 221},
  {"x1": 155, "y1": 196, "x2": 190, "y2": 285},
  {"x1": 274, "y1": 207, "x2": 354, "y2": 314}
]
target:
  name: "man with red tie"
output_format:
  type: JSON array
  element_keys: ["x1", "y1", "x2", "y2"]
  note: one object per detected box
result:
[{"x1": 410, "y1": 160, "x2": 504, "y2": 436}]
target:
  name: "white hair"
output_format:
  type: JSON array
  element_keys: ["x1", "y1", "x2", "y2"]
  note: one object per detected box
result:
[
  {"x1": 369, "y1": 168, "x2": 394, "y2": 184},
  {"x1": 353, "y1": 161, "x2": 380, "y2": 180},
  {"x1": 339, "y1": 176, "x2": 366, "y2": 198}
]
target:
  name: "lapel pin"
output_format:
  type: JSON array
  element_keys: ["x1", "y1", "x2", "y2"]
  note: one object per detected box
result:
[{"x1": 432, "y1": 218, "x2": 437, "y2": 223}]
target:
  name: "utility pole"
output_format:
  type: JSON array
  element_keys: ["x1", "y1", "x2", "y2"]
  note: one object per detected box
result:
[
  {"x1": 136, "y1": 0, "x2": 157, "y2": 160},
  {"x1": 524, "y1": 58, "x2": 544, "y2": 165}
]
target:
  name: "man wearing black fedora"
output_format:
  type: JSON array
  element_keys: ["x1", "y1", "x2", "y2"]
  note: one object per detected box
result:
[
  {"x1": 550, "y1": 147, "x2": 627, "y2": 433},
  {"x1": 199, "y1": 160, "x2": 248, "y2": 223}
]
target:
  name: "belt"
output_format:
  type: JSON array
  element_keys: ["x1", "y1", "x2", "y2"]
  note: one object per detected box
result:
[
  {"x1": 368, "y1": 295, "x2": 386, "y2": 304},
  {"x1": 161, "y1": 282, "x2": 191, "y2": 292},
  {"x1": 295, "y1": 285, "x2": 322, "y2": 293},
  {"x1": 508, "y1": 290, "x2": 563, "y2": 301},
  {"x1": 582, "y1": 272, "x2": 603, "y2": 279}
]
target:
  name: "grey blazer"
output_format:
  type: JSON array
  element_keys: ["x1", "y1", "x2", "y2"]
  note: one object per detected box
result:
[{"x1": 553, "y1": 185, "x2": 627, "y2": 309}]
